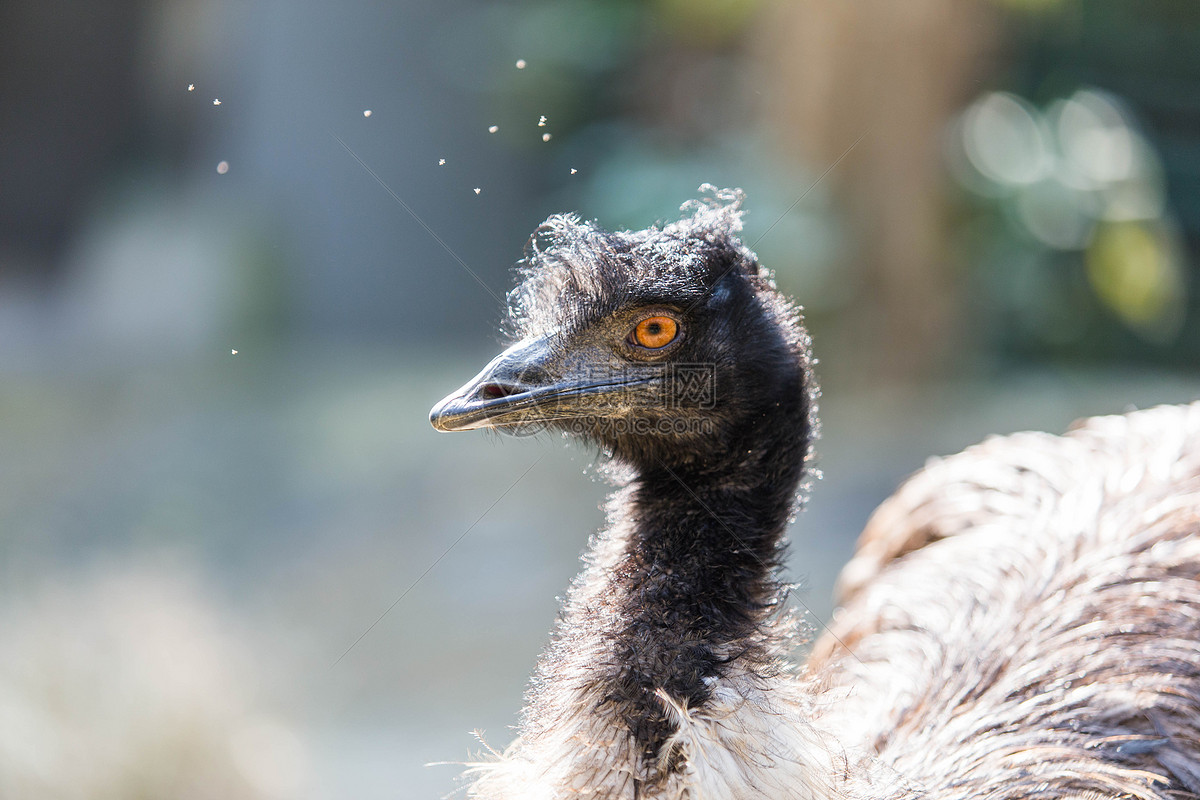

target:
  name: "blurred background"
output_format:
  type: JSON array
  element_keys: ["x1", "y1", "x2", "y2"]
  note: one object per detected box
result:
[{"x1": 1, "y1": 0, "x2": 1198, "y2": 797}]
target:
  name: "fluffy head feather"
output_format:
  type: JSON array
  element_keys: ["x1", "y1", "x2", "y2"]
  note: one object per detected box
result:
[{"x1": 506, "y1": 186, "x2": 759, "y2": 342}]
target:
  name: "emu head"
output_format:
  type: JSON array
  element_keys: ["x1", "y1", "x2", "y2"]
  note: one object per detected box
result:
[{"x1": 430, "y1": 187, "x2": 812, "y2": 471}]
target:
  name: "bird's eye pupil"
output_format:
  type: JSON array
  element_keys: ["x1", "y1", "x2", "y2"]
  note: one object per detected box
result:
[{"x1": 647, "y1": 323, "x2": 661, "y2": 335}]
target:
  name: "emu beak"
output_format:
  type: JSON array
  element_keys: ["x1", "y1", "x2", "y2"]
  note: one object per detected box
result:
[
  {"x1": 429, "y1": 335, "x2": 656, "y2": 433},
  {"x1": 430, "y1": 336, "x2": 558, "y2": 432}
]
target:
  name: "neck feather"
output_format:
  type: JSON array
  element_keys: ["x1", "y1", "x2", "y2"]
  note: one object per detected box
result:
[{"x1": 511, "y1": 386, "x2": 814, "y2": 787}]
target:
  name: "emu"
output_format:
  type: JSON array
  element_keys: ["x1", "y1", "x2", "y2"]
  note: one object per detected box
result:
[{"x1": 429, "y1": 188, "x2": 1200, "y2": 800}]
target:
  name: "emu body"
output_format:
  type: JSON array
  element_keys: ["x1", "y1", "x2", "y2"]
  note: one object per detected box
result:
[{"x1": 430, "y1": 190, "x2": 1200, "y2": 799}]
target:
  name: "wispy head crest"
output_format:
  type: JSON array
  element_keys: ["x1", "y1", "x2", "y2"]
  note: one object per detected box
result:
[
  {"x1": 677, "y1": 183, "x2": 746, "y2": 234},
  {"x1": 505, "y1": 187, "x2": 755, "y2": 341}
]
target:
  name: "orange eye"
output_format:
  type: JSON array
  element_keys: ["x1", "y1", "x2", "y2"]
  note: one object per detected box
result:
[{"x1": 632, "y1": 316, "x2": 679, "y2": 349}]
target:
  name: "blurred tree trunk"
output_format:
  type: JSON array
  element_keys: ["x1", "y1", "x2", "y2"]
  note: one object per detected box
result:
[{"x1": 758, "y1": 0, "x2": 1000, "y2": 382}]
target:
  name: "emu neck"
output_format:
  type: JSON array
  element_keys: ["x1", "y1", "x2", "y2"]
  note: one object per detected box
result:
[
  {"x1": 626, "y1": 445, "x2": 804, "y2": 641},
  {"x1": 619, "y1": 408, "x2": 810, "y2": 667},
  {"x1": 523, "y1": 398, "x2": 812, "y2": 778}
]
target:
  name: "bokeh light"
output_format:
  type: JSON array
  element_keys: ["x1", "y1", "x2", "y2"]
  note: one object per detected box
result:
[{"x1": 951, "y1": 86, "x2": 1189, "y2": 345}]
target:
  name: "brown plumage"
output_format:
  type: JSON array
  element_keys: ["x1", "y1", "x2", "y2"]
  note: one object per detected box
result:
[{"x1": 810, "y1": 401, "x2": 1200, "y2": 799}]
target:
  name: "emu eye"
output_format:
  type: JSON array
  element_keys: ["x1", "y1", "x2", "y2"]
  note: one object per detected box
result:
[{"x1": 631, "y1": 316, "x2": 679, "y2": 349}]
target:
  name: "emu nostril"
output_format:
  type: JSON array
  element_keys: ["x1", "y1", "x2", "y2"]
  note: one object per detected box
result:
[{"x1": 478, "y1": 382, "x2": 519, "y2": 400}]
